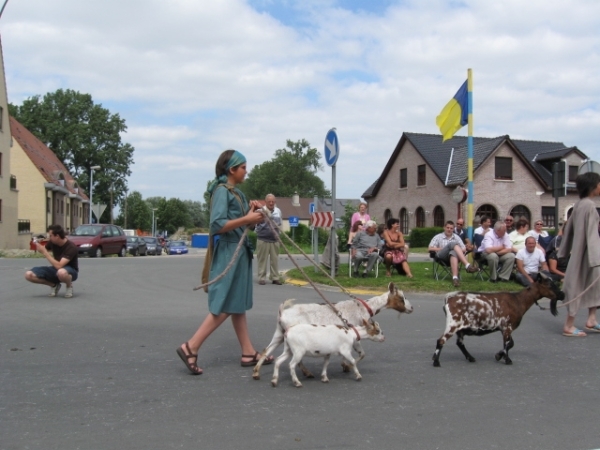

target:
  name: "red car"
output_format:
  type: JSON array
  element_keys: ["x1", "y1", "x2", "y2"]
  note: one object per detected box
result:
[{"x1": 69, "y1": 224, "x2": 128, "y2": 258}]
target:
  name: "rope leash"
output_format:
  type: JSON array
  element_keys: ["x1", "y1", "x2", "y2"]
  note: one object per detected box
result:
[{"x1": 556, "y1": 272, "x2": 600, "y2": 309}]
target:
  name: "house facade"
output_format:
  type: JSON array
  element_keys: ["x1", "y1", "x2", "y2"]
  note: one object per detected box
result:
[
  {"x1": 363, "y1": 132, "x2": 590, "y2": 234},
  {"x1": 10, "y1": 117, "x2": 90, "y2": 236},
  {"x1": 0, "y1": 39, "x2": 29, "y2": 249}
]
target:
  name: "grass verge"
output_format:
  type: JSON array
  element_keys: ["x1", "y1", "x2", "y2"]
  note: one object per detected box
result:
[{"x1": 285, "y1": 261, "x2": 525, "y2": 294}]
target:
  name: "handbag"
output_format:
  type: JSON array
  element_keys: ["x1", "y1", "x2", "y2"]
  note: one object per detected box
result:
[{"x1": 392, "y1": 249, "x2": 406, "y2": 264}]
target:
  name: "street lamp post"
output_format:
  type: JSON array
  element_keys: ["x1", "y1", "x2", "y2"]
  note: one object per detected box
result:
[
  {"x1": 152, "y1": 208, "x2": 158, "y2": 236},
  {"x1": 89, "y1": 165, "x2": 101, "y2": 224}
]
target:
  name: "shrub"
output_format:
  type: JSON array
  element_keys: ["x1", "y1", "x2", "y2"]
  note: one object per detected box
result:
[{"x1": 409, "y1": 227, "x2": 443, "y2": 247}]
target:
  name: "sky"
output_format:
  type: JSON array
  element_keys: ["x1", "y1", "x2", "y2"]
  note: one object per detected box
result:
[{"x1": 2, "y1": 0, "x2": 600, "y2": 203}]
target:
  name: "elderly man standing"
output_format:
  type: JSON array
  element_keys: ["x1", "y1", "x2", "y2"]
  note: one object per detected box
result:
[
  {"x1": 351, "y1": 220, "x2": 382, "y2": 278},
  {"x1": 256, "y1": 194, "x2": 282, "y2": 285},
  {"x1": 429, "y1": 220, "x2": 479, "y2": 287},
  {"x1": 479, "y1": 221, "x2": 516, "y2": 282},
  {"x1": 515, "y1": 236, "x2": 549, "y2": 287}
]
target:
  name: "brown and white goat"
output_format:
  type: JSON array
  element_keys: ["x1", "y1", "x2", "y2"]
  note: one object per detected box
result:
[
  {"x1": 271, "y1": 319, "x2": 385, "y2": 387},
  {"x1": 432, "y1": 273, "x2": 564, "y2": 367},
  {"x1": 253, "y1": 282, "x2": 412, "y2": 380}
]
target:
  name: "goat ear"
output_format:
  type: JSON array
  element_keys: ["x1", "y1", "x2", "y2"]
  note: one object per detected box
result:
[{"x1": 388, "y1": 282, "x2": 395, "y2": 293}]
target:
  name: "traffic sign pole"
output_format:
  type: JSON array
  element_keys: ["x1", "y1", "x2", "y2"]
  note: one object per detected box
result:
[
  {"x1": 324, "y1": 128, "x2": 339, "y2": 278},
  {"x1": 313, "y1": 195, "x2": 319, "y2": 272}
]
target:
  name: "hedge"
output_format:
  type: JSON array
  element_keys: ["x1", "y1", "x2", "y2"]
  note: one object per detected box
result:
[{"x1": 409, "y1": 227, "x2": 443, "y2": 248}]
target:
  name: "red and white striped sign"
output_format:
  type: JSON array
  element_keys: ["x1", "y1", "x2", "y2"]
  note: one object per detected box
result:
[{"x1": 311, "y1": 212, "x2": 334, "y2": 228}]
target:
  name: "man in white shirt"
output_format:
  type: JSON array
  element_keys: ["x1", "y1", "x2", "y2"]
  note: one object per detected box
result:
[
  {"x1": 515, "y1": 236, "x2": 549, "y2": 287},
  {"x1": 478, "y1": 221, "x2": 516, "y2": 282}
]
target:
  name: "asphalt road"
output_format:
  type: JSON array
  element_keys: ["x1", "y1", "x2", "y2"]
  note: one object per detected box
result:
[{"x1": 2, "y1": 252, "x2": 600, "y2": 450}]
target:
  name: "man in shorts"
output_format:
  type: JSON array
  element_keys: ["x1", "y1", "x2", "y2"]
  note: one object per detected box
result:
[{"x1": 25, "y1": 224, "x2": 79, "y2": 298}]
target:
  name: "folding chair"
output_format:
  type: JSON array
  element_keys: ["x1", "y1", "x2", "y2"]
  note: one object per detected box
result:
[
  {"x1": 349, "y1": 247, "x2": 379, "y2": 278},
  {"x1": 430, "y1": 251, "x2": 454, "y2": 281}
]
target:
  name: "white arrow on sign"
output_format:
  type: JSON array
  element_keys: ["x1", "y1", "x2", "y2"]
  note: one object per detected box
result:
[{"x1": 325, "y1": 137, "x2": 337, "y2": 159}]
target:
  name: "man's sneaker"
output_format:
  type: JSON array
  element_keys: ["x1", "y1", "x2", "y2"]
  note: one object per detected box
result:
[
  {"x1": 465, "y1": 265, "x2": 480, "y2": 273},
  {"x1": 49, "y1": 283, "x2": 62, "y2": 297},
  {"x1": 452, "y1": 278, "x2": 460, "y2": 288},
  {"x1": 64, "y1": 286, "x2": 74, "y2": 298}
]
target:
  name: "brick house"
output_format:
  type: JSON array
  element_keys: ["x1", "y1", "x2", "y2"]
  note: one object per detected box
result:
[
  {"x1": 10, "y1": 116, "x2": 90, "y2": 236},
  {"x1": 362, "y1": 132, "x2": 592, "y2": 234}
]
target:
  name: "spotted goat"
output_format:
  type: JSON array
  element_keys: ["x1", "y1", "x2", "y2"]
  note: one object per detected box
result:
[
  {"x1": 271, "y1": 319, "x2": 385, "y2": 387},
  {"x1": 432, "y1": 273, "x2": 564, "y2": 367},
  {"x1": 253, "y1": 282, "x2": 412, "y2": 380}
]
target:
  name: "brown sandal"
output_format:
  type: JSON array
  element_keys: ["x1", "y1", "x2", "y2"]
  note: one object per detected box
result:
[
  {"x1": 176, "y1": 342, "x2": 203, "y2": 375},
  {"x1": 240, "y1": 351, "x2": 273, "y2": 367}
]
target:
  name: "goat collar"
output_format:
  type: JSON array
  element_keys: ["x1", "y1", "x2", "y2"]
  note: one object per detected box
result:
[
  {"x1": 350, "y1": 325, "x2": 361, "y2": 341},
  {"x1": 355, "y1": 297, "x2": 374, "y2": 317}
]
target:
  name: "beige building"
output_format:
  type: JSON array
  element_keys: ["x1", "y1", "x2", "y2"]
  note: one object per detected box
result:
[
  {"x1": 10, "y1": 116, "x2": 89, "y2": 237},
  {"x1": 363, "y1": 132, "x2": 591, "y2": 234},
  {"x1": 0, "y1": 38, "x2": 28, "y2": 250}
]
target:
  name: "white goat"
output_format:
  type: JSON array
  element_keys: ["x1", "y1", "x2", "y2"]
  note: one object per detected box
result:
[
  {"x1": 271, "y1": 319, "x2": 385, "y2": 387},
  {"x1": 253, "y1": 282, "x2": 412, "y2": 380}
]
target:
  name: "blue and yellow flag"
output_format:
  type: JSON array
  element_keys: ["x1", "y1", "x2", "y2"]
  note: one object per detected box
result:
[{"x1": 436, "y1": 80, "x2": 468, "y2": 142}]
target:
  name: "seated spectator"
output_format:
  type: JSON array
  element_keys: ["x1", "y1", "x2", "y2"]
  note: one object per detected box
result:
[
  {"x1": 454, "y1": 218, "x2": 473, "y2": 252},
  {"x1": 474, "y1": 215, "x2": 492, "y2": 236},
  {"x1": 504, "y1": 215, "x2": 515, "y2": 233},
  {"x1": 509, "y1": 219, "x2": 530, "y2": 252},
  {"x1": 347, "y1": 221, "x2": 363, "y2": 250},
  {"x1": 547, "y1": 248, "x2": 569, "y2": 282},
  {"x1": 529, "y1": 219, "x2": 551, "y2": 249},
  {"x1": 478, "y1": 221, "x2": 516, "y2": 283},
  {"x1": 351, "y1": 220, "x2": 382, "y2": 278},
  {"x1": 382, "y1": 218, "x2": 413, "y2": 278},
  {"x1": 546, "y1": 222, "x2": 566, "y2": 255},
  {"x1": 428, "y1": 220, "x2": 479, "y2": 288},
  {"x1": 515, "y1": 236, "x2": 549, "y2": 287}
]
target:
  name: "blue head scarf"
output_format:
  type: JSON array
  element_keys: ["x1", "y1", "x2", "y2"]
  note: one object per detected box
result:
[{"x1": 207, "y1": 150, "x2": 247, "y2": 196}]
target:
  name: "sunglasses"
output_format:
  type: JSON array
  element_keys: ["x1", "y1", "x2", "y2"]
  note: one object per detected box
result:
[{"x1": 535, "y1": 223, "x2": 543, "y2": 226}]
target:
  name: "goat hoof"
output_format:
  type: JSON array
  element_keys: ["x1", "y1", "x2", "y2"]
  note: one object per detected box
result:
[
  {"x1": 321, "y1": 377, "x2": 329, "y2": 383},
  {"x1": 341, "y1": 364, "x2": 351, "y2": 373},
  {"x1": 494, "y1": 353, "x2": 503, "y2": 361},
  {"x1": 467, "y1": 357, "x2": 476, "y2": 363},
  {"x1": 271, "y1": 380, "x2": 277, "y2": 387},
  {"x1": 355, "y1": 376, "x2": 362, "y2": 382},
  {"x1": 252, "y1": 374, "x2": 261, "y2": 380},
  {"x1": 505, "y1": 359, "x2": 513, "y2": 365},
  {"x1": 305, "y1": 373, "x2": 315, "y2": 379},
  {"x1": 433, "y1": 360, "x2": 440, "y2": 367},
  {"x1": 294, "y1": 382, "x2": 303, "y2": 388}
]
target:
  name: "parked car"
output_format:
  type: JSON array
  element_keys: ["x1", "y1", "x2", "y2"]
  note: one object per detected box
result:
[
  {"x1": 70, "y1": 224, "x2": 127, "y2": 258},
  {"x1": 165, "y1": 240, "x2": 189, "y2": 255},
  {"x1": 142, "y1": 237, "x2": 161, "y2": 256},
  {"x1": 126, "y1": 236, "x2": 148, "y2": 256}
]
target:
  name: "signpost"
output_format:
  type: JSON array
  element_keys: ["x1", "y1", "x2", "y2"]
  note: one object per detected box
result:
[
  {"x1": 289, "y1": 216, "x2": 299, "y2": 242},
  {"x1": 324, "y1": 128, "x2": 339, "y2": 277}
]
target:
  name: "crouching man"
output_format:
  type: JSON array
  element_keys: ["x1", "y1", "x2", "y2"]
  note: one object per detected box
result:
[{"x1": 25, "y1": 224, "x2": 79, "y2": 298}]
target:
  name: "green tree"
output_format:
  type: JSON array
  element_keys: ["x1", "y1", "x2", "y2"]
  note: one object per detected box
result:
[
  {"x1": 116, "y1": 191, "x2": 151, "y2": 231},
  {"x1": 183, "y1": 200, "x2": 208, "y2": 228},
  {"x1": 156, "y1": 198, "x2": 192, "y2": 235},
  {"x1": 239, "y1": 139, "x2": 331, "y2": 200},
  {"x1": 9, "y1": 89, "x2": 135, "y2": 218}
]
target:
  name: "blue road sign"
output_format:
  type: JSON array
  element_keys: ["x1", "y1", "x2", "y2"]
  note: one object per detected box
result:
[
  {"x1": 309, "y1": 202, "x2": 315, "y2": 214},
  {"x1": 289, "y1": 216, "x2": 300, "y2": 227},
  {"x1": 324, "y1": 128, "x2": 339, "y2": 167}
]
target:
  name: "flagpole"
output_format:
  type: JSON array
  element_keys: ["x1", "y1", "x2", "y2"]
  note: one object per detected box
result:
[{"x1": 467, "y1": 68, "x2": 474, "y2": 243}]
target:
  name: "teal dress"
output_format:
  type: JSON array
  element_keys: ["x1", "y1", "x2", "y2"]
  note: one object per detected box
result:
[{"x1": 207, "y1": 185, "x2": 254, "y2": 315}]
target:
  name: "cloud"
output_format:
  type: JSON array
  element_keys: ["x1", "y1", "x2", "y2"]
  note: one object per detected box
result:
[{"x1": 2, "y1": 0, "x2": 600, "y2": 202}]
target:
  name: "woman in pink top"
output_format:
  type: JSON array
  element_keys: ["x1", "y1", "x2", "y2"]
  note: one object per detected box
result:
[{"x1": 351, "y1": 202, "x2": 370, "y2": 228}]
